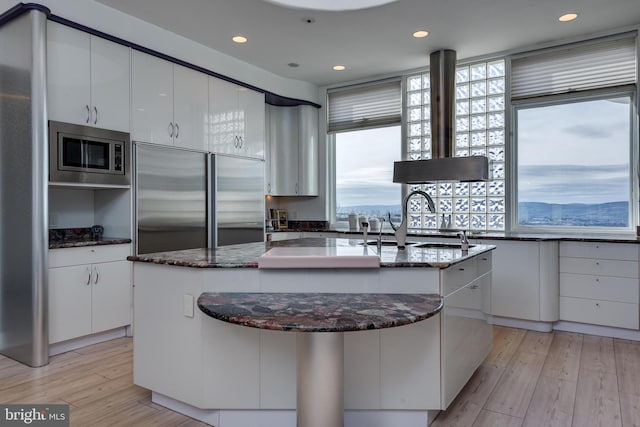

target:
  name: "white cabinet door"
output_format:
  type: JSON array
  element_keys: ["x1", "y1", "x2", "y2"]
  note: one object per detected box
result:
[
  {"x1": 209, "y1": 77, "x2": 265, "y2": 158},
  {"x1": 47, "y1": 22, "x2": 91, "y2": 126},
  {"x1": 266, "y1": 105, "x2": 298, "y2": 195},
  {"x1": 173, "y1": 65, "x2": 209, "y2": 151},
  {"x1": 483, "y1": 240, "x2": 541, "y2": 321},
  {"x1": 91, "y1": 261, "x2": 132, "y2": 333},
  {"x1": 47, "y1": 23, "x2": 130, "y2": 132},
  {"x1": 131, "y1": 52, "x2": 174, "y2": 145},
  {"x1": 209, "y1": 77, "x2": 238, "y2": 154},
  {"x1": 48, "y1": 265, "x2": 93, "y2": 343},
  {"x1": 90, "y1": 36, "x2": 130, "y2": 132},
  {"x1": 238, "y1": 87, "x2": 265, "y2": 159}
]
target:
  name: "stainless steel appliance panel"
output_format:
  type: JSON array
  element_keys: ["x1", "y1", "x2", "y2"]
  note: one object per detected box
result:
[
  {"x1": 136, "y1": 145, "x2": 207, "y2": 254},
  {"x1": 213, "y1": 155, "x2": 265, "y2": 246},
  {"x1": 0, "y1": 9, "x2": 49, "y2": 367}
]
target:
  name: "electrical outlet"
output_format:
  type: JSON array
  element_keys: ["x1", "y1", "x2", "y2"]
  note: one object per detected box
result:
[{"x1": 183, "y1": 294, "x2": 194, "y2": 318}]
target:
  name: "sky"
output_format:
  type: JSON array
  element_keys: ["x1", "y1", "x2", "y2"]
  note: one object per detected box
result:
[
  {"x1": 335, "y1": 126, "x2": 401, "y2": 209},
  {"x1": 517, "y1": 97, "x2": 631, "y2": 204}
]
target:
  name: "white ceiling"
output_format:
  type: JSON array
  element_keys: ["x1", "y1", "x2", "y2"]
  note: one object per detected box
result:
[{"x1": 96, "y1": 0, "x2": 640, "y2": 87}]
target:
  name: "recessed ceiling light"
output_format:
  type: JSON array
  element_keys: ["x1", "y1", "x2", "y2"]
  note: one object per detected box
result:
[
  {"x1": 413, "y1": 30, "x2": 429, "y2": 38},
  {"x1": 332, "y1": 65, "x2": 346, "y2": 71},
  {"x1": 558, "y1": 13, "x2": 578, "y2": 22},
  {"x1": 264, "y1": 0, "x2": 397, "y2": 11},
  {"x1": 232, "y1": 35, "x2": 248, "y2": 43}
]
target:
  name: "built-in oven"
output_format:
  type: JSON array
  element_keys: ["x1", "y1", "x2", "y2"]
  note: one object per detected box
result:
[{"x1": 48, "y1": 121, "x2": 131, "y2": 186}]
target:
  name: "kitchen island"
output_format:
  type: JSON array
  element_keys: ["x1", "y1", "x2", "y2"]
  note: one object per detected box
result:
[{"x1": 128, "y1": 238, "x2": 495, "y2": 427}]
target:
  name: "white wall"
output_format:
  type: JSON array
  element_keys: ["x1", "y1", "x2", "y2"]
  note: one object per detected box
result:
[{"x1": 0, "y1": 0, "x2": 319, "y2": 103}]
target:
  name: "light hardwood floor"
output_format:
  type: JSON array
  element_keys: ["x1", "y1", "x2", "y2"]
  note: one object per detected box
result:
[{"x1": 1, "y1": 327, "x2": 639, "y2": 427}]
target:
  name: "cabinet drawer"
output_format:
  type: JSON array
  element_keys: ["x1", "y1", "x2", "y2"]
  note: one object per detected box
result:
[
  {"x1": 476, "y1": 252, "x2": 492, "y2": 277},
  {"x1": 560, "y1": 296, "x2": 639, "y2": 329},
  {"x1": 49, "y1": 244, "x2": 131, "y2": 268},
  {"x1": 560, "y1": 273, "x2": 638, "y2": 303},
  {"x1": 560, "y1": 242, "x2": 639, "y2": 261},
  {"x1": 560, "y1": 257, "x2": 638, "y2": 278},
  {"x1": 441, "y1": 258, "x2": 477, "y2": 296}
]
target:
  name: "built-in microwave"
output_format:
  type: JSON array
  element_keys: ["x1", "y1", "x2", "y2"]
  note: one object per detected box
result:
[{"x1": 48, "y1": 121, "x2": 131, "y2": 186}]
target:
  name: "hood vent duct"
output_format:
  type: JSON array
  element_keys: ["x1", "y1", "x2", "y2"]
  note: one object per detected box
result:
[{"x1": 394, "y1": 49, "x2": 489, "y2": 183}]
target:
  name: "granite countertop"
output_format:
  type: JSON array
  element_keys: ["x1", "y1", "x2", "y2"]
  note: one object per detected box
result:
[
  {"x1": 277, "y1": 228, "x2": 640, "y2": 244},
  {"x1": 49, "y1": 228, "x2": 131, "y2": 249},
  {"x1": 197, "y1": 292, "x2": 443, "y2": 332},
  {"x1": 127, "y1": 237, "x2": 495, "y2": 269}
]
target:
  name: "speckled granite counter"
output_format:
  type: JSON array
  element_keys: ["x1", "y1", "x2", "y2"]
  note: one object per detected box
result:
[
  {"x1": 127, "y1": 237, "x2": 495, "y2": 269},
  {"x1": 49, "y1": 227, "x2": 131, "y2": 249},
  {"x1": 197, "y1": 292, "x2": 443, "y2": 332},
  {"x1": 303, "y1": 229, "x2": 640, "y2": 244},
  {"x1": 49, "y1": 237, "x2": 132, "y2": 249}
]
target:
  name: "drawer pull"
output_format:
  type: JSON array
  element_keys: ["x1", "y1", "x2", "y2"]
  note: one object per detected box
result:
[
  {"x1": 481, "y1": 258, "x2": 488, "y2": 261},
  {"x1": 469, "y1": 284, "x2": 479, "y2": 289},
  {"x1": 458, "y1": 268, "x2": 465, "y2": 271},
  {"x1": 595, "y1": 262, "x2": 600, "y2": 266},
  {"x1": 595, "y1": 278, "x2": 600, "y2": 282},
  {"x1": 595, "y1": 303, "x2": 600, "y2": 307}
]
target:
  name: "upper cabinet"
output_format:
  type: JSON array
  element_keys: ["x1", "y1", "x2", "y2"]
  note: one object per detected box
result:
[
  {"x1": 266, "y1": 105, "x2": 319, "y2": 196},
  {"x1": 47, "y1": 22, "x2": 130, "y2": 132},
  {"x1": 209, "y1": 77, "x2": 265, "y2": 159},
  {"x1": 131, "y1": 52, "x2": 208, "y2": 151}
]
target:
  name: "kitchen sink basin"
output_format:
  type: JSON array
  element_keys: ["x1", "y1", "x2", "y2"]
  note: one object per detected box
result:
[
  {"x1": 411, "y1": 242, "x2": 475, "y2": 249},
  {"x1": 360, "y1": 240, "x2": 416, "y2": 246}
]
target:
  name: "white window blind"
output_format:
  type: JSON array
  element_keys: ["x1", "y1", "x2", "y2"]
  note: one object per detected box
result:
[
  {"x1": 327, "y1": 79, "x2": 401, "y2": 133},
  {"x1": 511, "y1": 35, "x2": 637, "y2": 99}
]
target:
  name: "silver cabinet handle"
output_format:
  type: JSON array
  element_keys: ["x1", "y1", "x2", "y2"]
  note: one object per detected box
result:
[
  {"x1": 168, "y1": 122, "x2": 174, "y2": 138},
  {"x1": 93, "y1": 266, "x2": 99, "y2": 285},
  {"x1": 175, "y1": 123, "x2": 180, "y2": 138},
  {"x1": 239, "y1": 136, "x2": 243, "y2": 148},
  {"x1": 469, "y1": 284, "x2": 479, "y2": 289},
  {"x1": 295, "y1": 182, "x2": 299, "y2": 194},
  {"x1": 86, "y1": 267, "x2": 92, "y2": 286},
  {"x1": 267, "y1": 183, "x2": 271, "y2": 193},
  {"x1": 93, "y1": 106, "x2": 98, "y2": 125},
  {"x1": 86, "y1": 105, "x2": 91, "y2": 123}
]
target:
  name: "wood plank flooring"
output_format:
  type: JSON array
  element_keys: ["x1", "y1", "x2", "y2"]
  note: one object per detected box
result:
[{"x1": 1, "y1": 327, "x2": 639, "y2": 426}]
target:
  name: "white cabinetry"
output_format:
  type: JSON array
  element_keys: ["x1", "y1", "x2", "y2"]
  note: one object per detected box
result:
[
  {"x1": 48, "y1": 244, "x2": 131, "y2": 344},
  {"x1": 440, "y1": 254, "x2": 492, "y2": 408},
  {"x1": 47, "y1": 21, "x2": 130, "y2": 132},
  {"x1": 209, "y1": 77, "x2": 265, "y2": 159},
  {"x1": 478, "y1": 239, "x2": 558, "y2": 323},
  {"x1": 266, "y1": 105, "x2": 319, "y2": 196},
  {"x1": 131, "y1": 52, "x2": 208, "y2": 150},
  {"x1": 559, "y1": 242, "x2": 639, "y2": 329}
]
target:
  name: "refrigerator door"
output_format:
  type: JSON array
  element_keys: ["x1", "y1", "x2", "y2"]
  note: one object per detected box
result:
[
  {"x1": 212, "y1": 155, "x2": 265, "y2": 246},
  {"x1": 136, "y1": 145, "x2": 207, "y2": 254}
]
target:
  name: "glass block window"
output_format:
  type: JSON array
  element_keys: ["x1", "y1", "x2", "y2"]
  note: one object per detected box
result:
[{"x1": 405, "y1": 59, "x2": 506, "y2": 231}]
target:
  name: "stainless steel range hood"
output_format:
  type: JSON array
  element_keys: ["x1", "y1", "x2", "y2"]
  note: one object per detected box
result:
[{"x1": 394, "y1": 49, "x2": 489, "y2": 183}]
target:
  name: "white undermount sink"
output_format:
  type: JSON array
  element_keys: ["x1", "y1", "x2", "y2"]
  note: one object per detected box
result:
[{"x1": 258, "y1": 246, "x2": 380, "y2": 269}]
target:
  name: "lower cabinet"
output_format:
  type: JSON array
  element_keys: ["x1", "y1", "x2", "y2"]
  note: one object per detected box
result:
[
  {"x1": 559, "y1": 241, "x2": 639, "y2": 330},
  {"x1": 478, "y1": 239, "x2": 558, "y2": 322},
  {"x1": 48, "y1": 245, "x2": 131, "y2": 344}
]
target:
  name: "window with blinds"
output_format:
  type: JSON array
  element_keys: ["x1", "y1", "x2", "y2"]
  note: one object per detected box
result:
[
  {"x1": 511, "y1": 35, "x2": 637, "y2": 99},
  {"x1": 327, "y1": 79, "x2": 401, "y2": 133}
]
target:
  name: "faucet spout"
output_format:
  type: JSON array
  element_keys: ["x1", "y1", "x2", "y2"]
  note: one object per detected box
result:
[{"x1": 395, "y1": 190, "x2": 436, "y2": 249}]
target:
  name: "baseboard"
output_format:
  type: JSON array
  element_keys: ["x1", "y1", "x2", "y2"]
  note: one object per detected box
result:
[
  {"x1": 152, "y1": 392, "x2": 437, "y2": 427},
  {"x1": 488, "y1": 316, "x2": 554, "y2": 332},
  {"x1": 48, "y1": 327, "x2": 128, "y2": 356},
  {"x1": 554, "y1": 321, "x2": 640, "y2": 341}
]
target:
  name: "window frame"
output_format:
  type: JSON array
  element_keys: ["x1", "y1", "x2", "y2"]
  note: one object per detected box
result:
[{"x1": 510, "y1": 86, "x2": 639, "y2": 234}]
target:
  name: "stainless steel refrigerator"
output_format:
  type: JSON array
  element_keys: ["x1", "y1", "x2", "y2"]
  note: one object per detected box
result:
[{"x1": 136, "y1": 144, "x2": 264, "y2": 254}]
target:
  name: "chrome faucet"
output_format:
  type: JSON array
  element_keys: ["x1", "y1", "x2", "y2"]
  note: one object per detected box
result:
[
  {"x1": 388, "y1": 190, "x2": 436, "y2": 249},
  {"x1": 458, "y1": 230, "x2": 469, "y2": 251}
]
